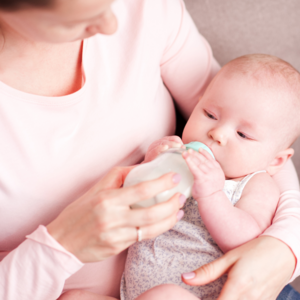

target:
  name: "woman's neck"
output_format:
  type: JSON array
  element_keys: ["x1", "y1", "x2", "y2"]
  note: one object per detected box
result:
[{"x1": 0, "y1": 26, "x2": 83, "y2": 97}]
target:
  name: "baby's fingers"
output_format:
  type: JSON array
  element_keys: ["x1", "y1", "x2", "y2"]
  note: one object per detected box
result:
[
  {"x1": 183, "y1": 150, "x2": 213, "y2": 169},
  {"x1": 198, "y1": 147, "x2": 215, "y2": 161},
  {"x1": 184, "y1": 154, "x2": 208, "y2": 176},
  {"x1": 160, "y1": 135, "x2": 184, "y2": 145},
  {"x1": 156, "y1": 136, "x2": 184, "y2": 149},
  {"x1": 144, "y1": 144, "x2": 169, "y2": 162}
]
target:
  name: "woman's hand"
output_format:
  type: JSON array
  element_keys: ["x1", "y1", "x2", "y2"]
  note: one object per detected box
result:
[
  {"x1": 143, "y1": 136, "x2": 184, "y2": 163},
  {"x1": 47, "y1": 166, "x2": 184, "y2": 263},
  {"x1": 182, "y1": 236, "x2": 296, "y2": 300}
]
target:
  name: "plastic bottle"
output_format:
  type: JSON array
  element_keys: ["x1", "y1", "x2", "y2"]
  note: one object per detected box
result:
[{"x1": 124, "y1": 142, "x2": 214, "y2": 208}]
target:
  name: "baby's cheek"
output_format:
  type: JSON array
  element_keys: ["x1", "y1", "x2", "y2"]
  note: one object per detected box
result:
[{"x1": 221, "y1": 155, "x2": 255, "y2": 178}]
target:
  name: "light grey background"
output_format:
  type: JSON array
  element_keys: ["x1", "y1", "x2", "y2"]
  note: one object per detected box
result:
[{"x1": 184, "y1": 0, "x2": 300, "y2": 291}]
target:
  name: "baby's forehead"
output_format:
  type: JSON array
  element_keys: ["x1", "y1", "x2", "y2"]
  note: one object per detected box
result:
[
  {"x1": 220, "y1": 54, "x2": 300, "y2": 98},
  {"x1": 204, "y1": 60, "x2": 300, "y2": 145}
]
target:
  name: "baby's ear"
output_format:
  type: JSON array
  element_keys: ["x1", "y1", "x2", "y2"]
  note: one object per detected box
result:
[{"x1": 267, "y1": 148, "x2": 294, "y2": 176}]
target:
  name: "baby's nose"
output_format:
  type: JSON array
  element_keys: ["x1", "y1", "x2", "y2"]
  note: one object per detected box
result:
[{"x1": 208, "y1": 128, "x2": 227, "y2": 146}]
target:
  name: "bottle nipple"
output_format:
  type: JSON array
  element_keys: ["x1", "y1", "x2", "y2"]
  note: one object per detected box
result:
[{"x1": 184, "y1": 142, "x2": 215, "y2": 159}]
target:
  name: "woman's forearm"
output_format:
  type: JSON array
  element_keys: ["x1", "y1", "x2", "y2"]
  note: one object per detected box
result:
[
  {"x1": 0, "y1": 226, "x2": 83, "y2": 300},
  {"x1": 263, "y1": 159, "x2": 300, "y2": 281}
]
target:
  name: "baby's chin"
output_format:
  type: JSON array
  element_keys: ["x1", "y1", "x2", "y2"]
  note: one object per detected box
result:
[
  {"x1": 221, "y1": 164, "x2": 249, "y2": 181},
  {"x1": 223, "y1": 168, "x2": 258, "y2": 181}
]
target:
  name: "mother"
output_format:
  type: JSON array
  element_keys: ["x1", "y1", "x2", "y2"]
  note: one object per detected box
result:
[{"x1": 0, "y1": 0, "x2": 299, "y2": 299}]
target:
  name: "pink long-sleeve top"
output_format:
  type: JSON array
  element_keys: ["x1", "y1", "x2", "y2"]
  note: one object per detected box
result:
[{"x1": 0, "y1": 0, "x2": 300, "y2": 299}]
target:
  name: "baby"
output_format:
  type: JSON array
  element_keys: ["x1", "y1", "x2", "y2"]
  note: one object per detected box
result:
[{"x1": 120, "y1": 54, "x2": 300, "y2": 300}]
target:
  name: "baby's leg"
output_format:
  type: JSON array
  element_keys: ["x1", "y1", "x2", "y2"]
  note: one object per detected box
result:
[
  {"x1": 57, "y1": 290, "x2": 118, "y2": 300},
  {"x1": 135, "y1": 284, "x2": 199, "y2": 300}
]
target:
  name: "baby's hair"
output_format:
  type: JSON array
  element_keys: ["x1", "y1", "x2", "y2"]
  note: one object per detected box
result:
[
  {"x1": 224, "y1": 54, "x2": 300, "y2": 92},
  {"x1": 223, "y1": 54, "x2": 300, "y2": 147}
]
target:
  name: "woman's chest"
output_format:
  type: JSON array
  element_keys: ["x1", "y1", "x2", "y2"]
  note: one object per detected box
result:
[{"x1": 0, "y1": 67, "x2": 176, "y2": 252}]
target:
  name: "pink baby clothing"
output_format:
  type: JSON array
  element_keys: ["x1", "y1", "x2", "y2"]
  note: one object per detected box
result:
[
  {"x1": 0, "y1": 0, "x2": 299, "y2": 299},
  {"x1": 0, "y1": 0, "x2": 219, "y2": 299},
  {"x1": 120, "y1": 172, "x2": 266, "y2": 300}
]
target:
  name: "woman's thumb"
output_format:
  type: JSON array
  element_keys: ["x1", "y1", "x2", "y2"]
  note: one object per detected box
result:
[{"x1": 181, "y1": 255, "x2": 235, "y2": 286}]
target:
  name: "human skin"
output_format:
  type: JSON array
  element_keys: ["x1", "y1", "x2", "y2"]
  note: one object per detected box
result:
[
  {"x1": 0, "y1": 1, "x2": 296, "y2": 300},
  {"x1": 182, "y1": 71, "x2": 294, "y2": 179}
]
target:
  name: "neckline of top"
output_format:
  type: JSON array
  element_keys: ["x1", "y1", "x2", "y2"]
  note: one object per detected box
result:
[{"x1": 0, "y1": 38, "x2": 90, "y2": 107}]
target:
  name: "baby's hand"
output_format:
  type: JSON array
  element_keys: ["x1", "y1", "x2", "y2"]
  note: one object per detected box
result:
[
  {"x1": 182, "y1": 148, "x2": 225, "y2": 200},
  {"x1": 144, "y1": 136, "x2": 184, "y2": 163}
]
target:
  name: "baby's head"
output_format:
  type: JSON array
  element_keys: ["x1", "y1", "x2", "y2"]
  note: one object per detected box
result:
[{"x1": 182, "y1": 54, "x2": 300, "y2": 179}]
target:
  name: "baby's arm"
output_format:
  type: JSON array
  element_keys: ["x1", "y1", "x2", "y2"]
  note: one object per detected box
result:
[{"x1": 183, "y1": 149, "x2": 279, "y2": 253}]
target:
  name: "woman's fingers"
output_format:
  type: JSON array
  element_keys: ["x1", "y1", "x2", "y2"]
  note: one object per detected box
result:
[
  {"x1": 126, "y1": 192, "x2": 183, "y2": 227},
  {"x1": 47, "y1": 164, "x2": 185, "y2": 263},
  {"x1": 182, "y1": 252, "x2": 234, "y2": 286},
  {"x1": 92, "y1": 166, "x2": 136, "y2": 192},
  {"x1": 97, "y1": 191, "x2": 183, "y2": 230},
  {"x1": 137, "y1": 209, "x2": 183, "y2": 240},
  {"x1": 182, "y1": 236, "x2": 295, "y2": 300},
  {"x1": 111, "y1": 172, "x2": 181, "y2": 206},
  {"x1": 100, "y1": 206, "x2": 183, "y2": 245}
]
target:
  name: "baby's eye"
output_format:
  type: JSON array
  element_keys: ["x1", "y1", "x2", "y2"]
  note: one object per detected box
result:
[
  {"x1": 237, "y1": 132, "x2": 248, "y2": 139},
  {"x1": 205, "y1": 110, "x2": 217, "y2": 120}
]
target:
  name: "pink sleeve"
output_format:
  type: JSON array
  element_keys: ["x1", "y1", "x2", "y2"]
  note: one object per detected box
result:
[
  {"x1": 0, "y1": 225, "x2": 83, "y2": 300},
  {"x1": 262, "y1": 159, "x2": 300, "y2": 281},
  {"x1": 160, "y1": 0, "x2": 220, "y2": 119}
]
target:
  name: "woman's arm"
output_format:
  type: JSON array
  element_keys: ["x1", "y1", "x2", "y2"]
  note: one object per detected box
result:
[
  {"x1": 0, "y1": 167, "x2": 184, "y2": 300},
  {"x1": 160, "y1": 0, "x2": 220, "y2": 119},
  {"x1": 263, "y1": 159, "x2": 300, "y2": 280},
  {"x1": 182, "y1": 236, "x2": 295, "y2": 300},
  {"x1": 0, "y1": 226, "x2": 83, "y2": 300}
]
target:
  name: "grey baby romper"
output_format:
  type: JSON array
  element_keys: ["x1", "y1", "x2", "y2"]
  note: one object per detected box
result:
[{"x1": 120, "y1": 171, "x2": 265, "y2": 300}]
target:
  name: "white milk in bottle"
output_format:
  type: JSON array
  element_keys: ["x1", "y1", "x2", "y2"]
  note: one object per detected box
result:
[{"x1": 124, "y1": 142, "x2": 214, "y2": 208}]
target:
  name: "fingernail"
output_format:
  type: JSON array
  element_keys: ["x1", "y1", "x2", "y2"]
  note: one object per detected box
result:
[
  {"x1": 179, "y1": 194, "x2": 186, "y2": 207},
  {"x1": 172, "y1": 173, "x2": 181, "y2": 183},
  {"x1": 182, "y1": 272, "x2": 196, "y2": 280},
  {"x1": 177, "y1": 210, "x2": 184, "y2": 220}
]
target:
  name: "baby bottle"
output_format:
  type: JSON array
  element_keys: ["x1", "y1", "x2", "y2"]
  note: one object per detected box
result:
[{"x1": 124, "y1": 141, "x2": 215, "y2": 208}]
